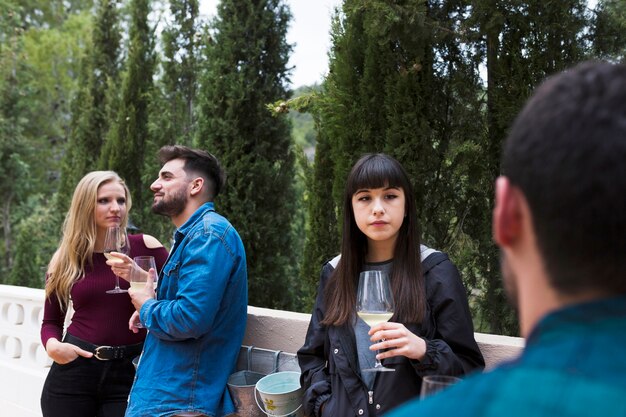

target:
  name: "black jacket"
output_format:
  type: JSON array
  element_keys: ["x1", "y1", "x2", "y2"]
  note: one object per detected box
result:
[{"x1": 297, "y1": 249, "x2": 485, "y2": 417}]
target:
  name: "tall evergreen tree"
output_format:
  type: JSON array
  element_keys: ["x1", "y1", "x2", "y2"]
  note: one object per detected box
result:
[
  {"x1": 197, "y1": 0, "x2": 297, "y2": 309},
  {"x1": 592, "y1": 0, "x2": 626, "y2": 61},
  {"x1": 314, "y1": 0, "x2": 482, "y2": 277},
  {"x1": 1, "y1": 1, "x2": 92, "y2": 286},
  {"x1": 142, "y1": 0, "x2": 200, "y2": 242},
  {"x1": 100, "y1": 0, "x2": 155, "y2": 217},
  {"x1": 159, "y1": 0, "x2": 199, "y2": 146},
  {"x1": 57, "y1": 0, "x2": 121, "y2": 213},
  {"x1": 300, "y1": 125, "x2": 340, "y2": 308},
  {"x1": 0, "y1": 3, "x2": 31, "y2": 279},
  {"x1": 464, "y1": 0, "x2": 590, "y2": 334}
]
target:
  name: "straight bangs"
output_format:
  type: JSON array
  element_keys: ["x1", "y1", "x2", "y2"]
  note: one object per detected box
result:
[{"x1": 346, "y1": 154, "x2": 408, "y2": 196}]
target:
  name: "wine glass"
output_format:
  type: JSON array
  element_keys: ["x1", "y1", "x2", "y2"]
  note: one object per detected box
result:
[
  {"x1": 356, "y1": 270, "x2": 395, "y2": 372},
  {"x1": 420, "y1": 375, "x2": 461, "y2": 398},
  {"x1": 104, "y1": 226, "x2": 131, "y2": 294},
  {"x1": 130, "y1": 256, "x2": 158, "y2": 291},
  {"x1": 130, "y1": 256, "x2": 158, "y2": 328}
]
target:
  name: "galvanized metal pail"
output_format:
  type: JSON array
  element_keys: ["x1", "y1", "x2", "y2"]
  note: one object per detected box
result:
[
  {"x1": 227, "y1": 347, "x2": 279, "y2": 417},
  {"x1": 254, "y1": 371, "x2": 303, "y2": 417}
]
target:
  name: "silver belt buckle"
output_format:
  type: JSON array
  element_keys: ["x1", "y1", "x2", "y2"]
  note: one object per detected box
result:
[{"x1": 94, "y1": 345, "x2": 112, "y2": 360}]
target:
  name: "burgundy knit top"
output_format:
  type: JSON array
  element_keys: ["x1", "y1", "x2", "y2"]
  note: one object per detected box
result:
[{"x1": 41, "y1": 233, "x2": 169, "y2": 348}]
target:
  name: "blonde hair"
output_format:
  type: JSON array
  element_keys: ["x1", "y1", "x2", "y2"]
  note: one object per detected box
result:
[{"x1": 46, "y1": 171, "x2": 132, "y2": 310}]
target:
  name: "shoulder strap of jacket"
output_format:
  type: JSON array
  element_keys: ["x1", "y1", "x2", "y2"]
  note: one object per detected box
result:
[
  {"x1": 420, "y1": 245, "x2": 448, "y2": 274},
  {"x1": 328, "y1": 254, "x2": 341, "y2": 269}
]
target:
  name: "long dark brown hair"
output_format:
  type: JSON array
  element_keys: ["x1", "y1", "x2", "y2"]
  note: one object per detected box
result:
[{"x1": 322, "y1": 154, "x2": 425, "y2": 326}]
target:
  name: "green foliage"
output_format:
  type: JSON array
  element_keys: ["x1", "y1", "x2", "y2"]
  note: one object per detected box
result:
[
  {"x1": 8, "y1": 197, "x2": 58, "y2": 288},
  {"x1": 140, "y1": 0, "x2": 200, "y2": 243},
  {"x1": 288, "y1": 85, "x2": 319, "y2": 149},
  {"x1": 57, "y1": 0, "x2": 122, "y2": 214},
  {"x1": 3, "y1": 0, "x2": 626, "y2": 339},
  {"x1": 99, "y1": 0, "x2": 155, "y2": 216},
  {"x1": 0, "y1": 2, "x2": 50, "y2": 279},
  {"x1": 197, "y1": 0, "x2": 298, "y2": 310},
  {"x1": 593, "y1": 0, "x2": 626, "y2": 61},
  {"x1": 464, "y1": 0, "x2": 591, "y2": 335}
]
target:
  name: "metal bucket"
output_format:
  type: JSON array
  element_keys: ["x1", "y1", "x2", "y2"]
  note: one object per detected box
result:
[
  {"x1": 254, "y1": 371, "x2": 303, "y2": 417},
  {"x1": 228, "y1": 347, "x2": 280, "y2": 417}
]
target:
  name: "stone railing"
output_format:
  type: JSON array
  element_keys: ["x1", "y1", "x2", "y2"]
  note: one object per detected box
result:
[
  {"x1": 0, "y1": 285, "x2": 52, "y2": 417},
  {"x1": 0, "y1": 284, "x2": 524, "y2": 417}
]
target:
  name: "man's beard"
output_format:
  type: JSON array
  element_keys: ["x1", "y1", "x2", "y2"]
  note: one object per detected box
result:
[
  {"x1": 152, "y1": 188, "x2": 187, "y2": 218},
  {"x1": 500, "y1": 250, "x2": 519, "y2": 312}
]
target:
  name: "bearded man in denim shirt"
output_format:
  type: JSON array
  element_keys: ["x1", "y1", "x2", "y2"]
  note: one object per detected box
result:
[
  {"x1": 387, "y1": 62, "x2": 626, "y2": 417},
  {"x1": 127, "y1": 145, "x2": 247, "y2": 417}
]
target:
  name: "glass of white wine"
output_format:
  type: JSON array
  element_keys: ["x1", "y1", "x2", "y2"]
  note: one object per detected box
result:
[
  {"x1": 131, "y1": 256, "x2": 158, "y2": 290},
  {"x1": 104, "y1": 226, "x2": 130, "y2": 294},
  {"x1": 356, "y1": 270, "x2": 395, "y2": 372}
]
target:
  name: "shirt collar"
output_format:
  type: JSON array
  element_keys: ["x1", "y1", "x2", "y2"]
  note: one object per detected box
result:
[
  {"x1": 527, "y1": 294, "x2": 626, "y2": 345},
  {"x1": 174, "y1": 202, "x2": 215, "y2": 238}
]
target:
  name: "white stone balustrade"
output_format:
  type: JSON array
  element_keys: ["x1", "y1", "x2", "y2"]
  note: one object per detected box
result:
[{"x1": 0, "y1": 285, "x2": 52, "y2": 417}]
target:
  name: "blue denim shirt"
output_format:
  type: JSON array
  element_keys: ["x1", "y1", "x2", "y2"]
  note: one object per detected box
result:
[
  {"x1": 386, "y1": 295, "x2": 626, "y2": 417},
  {"x1": 126, "y1": 202, "x2": 248, "y2": 417}
]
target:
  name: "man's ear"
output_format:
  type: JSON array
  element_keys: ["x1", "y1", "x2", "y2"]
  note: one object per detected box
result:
[
  {"x1": 493, "y1": 176, "x2": 524, "y2": 247},
  {"x1": 189, "y1": 177, "x2": 204, "y2": 197}
]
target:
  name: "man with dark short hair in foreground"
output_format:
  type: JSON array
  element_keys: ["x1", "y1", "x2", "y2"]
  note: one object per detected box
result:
[{"x1": 386, "y1": 61, "x2": 626, "y2": 417}]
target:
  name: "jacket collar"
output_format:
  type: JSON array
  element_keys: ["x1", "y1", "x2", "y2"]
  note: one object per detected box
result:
[{"x1": 175, "y1": 202, "x2": 215, "y2": 237}]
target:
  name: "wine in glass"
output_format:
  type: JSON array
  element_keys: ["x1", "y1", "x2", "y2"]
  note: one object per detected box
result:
[
  {"x1": 356, "y1": 270, "x2": 395, "y2": 372},
  {"x1": 130, "y1": 256, "x2": 158, "y2": 291},
  {"x1": 130, "y1": 256, "x2": 158, "y2": 328},
  {"x1": 104, "y1": 226, "x2": 131, "y2": 294}
]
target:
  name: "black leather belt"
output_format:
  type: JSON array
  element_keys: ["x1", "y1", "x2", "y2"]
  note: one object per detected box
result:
[{"x1": 64, "y1": 333, "x2": 143, "y2": 361}]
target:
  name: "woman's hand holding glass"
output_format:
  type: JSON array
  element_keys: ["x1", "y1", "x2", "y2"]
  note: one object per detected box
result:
[
  {"x1": 368, "y1": 321, "x2": 428, "y2": 361},
  {"x1": 105, "y1": 251, "x2": 133, "y2": 282}
]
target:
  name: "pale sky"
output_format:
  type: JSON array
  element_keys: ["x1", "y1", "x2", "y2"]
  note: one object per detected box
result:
[{"x1": 199, "y1": 0, "x2": 343, "y2": 88}]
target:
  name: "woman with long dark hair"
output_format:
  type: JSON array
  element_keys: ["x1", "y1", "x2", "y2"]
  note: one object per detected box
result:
[{"x1": 298, "y1": 154, "x2": 484, "y2": 417}]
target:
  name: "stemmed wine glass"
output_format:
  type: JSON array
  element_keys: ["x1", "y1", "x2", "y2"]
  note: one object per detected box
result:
[
  {"x1": 356, "y1": 270, "x2": 395, "y2": 372},
  {"x1": 104, "y1": 226, "x2": 131, "y2": 294}
]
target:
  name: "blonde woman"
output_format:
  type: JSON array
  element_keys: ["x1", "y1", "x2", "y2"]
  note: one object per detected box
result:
[{"x1": 40, "y1": 171, "x2": 168, "y2": 417}]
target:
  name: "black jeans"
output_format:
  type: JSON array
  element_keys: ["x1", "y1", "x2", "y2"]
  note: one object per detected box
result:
[{"x1": 41, "y1": 354, "x2": 136, "y2": 417}]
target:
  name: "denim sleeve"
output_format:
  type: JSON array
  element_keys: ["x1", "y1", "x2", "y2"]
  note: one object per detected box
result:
[{"x1": 141, "y1": 229, "x2": 237, "y2": 341}]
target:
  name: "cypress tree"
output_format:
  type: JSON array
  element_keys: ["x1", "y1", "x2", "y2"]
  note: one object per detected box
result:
[
  {"x1": 300, "y1": 125, "x2": 340, "y2": 309},
  {"x1": 0, "y1": 5, "x2": 30, "y2": 278},
  {"x1": 197, "y1": 0, "x2": 297, "y2": 309},
  {"x1": 100, "y1": 0, "x2": 155, "y2": 217},
  {"x1": 464, "y1": 0, "x2": 590, "y2": 335},
  {"x1": 592, "y1": 0, "x2": 626, "y2": 61},
  {"x1": 1, "y1": 2, "x2": 92, "y2": 286},
  {"x1": 141, "y1": 0, "x2": 200, "y2": 241},
  {"x1": 317, "y1": 0, "x2": 477, "y2": 263},
  {"x1": 160, "y1": 0, "x2": 199, "y2": 145},
  {"x1": 57, "y1": 0, "x2": 121, "y2": 213}
]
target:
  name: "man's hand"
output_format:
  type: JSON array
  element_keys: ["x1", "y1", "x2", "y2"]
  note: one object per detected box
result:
[
  {"x1": 128, "y1": 268, "x2": 156, "y2": 312},
  {"x1": 129, "y1": 311, "x2": 142, "y2": 333}
]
